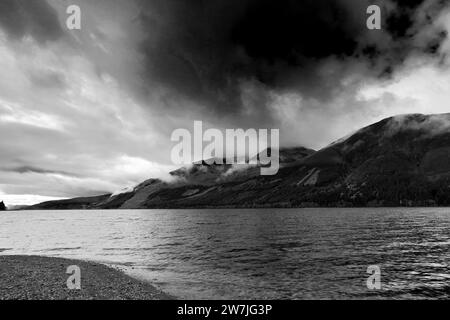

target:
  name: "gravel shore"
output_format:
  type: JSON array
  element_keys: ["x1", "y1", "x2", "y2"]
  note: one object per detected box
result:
[{"x1": 0, "y1": 255, "x2": 173, "y2": 300}]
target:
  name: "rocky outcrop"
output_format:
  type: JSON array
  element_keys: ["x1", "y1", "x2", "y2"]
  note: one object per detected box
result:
[{"x1": 0, "y1": 201, "x2": 6, "y2": 211}]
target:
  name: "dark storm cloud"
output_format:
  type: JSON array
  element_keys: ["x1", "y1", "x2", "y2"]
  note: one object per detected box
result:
[
  {"x1": 136, "y1": 0, "x2": 448, "y2": 116},
  {"x1": 386, "y1": 0, "x2": 439, "y2": 38},
  {"x1": 0, "y1": 0, "x2": 63, "y2": 43}
]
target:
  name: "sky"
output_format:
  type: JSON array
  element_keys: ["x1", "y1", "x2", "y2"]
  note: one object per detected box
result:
[{"x1": 0, "y1": 0, "x2": 449, "y2": 206}]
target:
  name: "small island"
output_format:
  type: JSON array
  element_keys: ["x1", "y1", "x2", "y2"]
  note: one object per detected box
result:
[{"x1": 0, "y1": 201, "x2": 6, "y2": 211}]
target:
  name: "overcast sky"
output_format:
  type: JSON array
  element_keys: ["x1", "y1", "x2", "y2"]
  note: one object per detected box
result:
[{"x1": 0, "y1": 0, "x2": 449, "y2": 205}]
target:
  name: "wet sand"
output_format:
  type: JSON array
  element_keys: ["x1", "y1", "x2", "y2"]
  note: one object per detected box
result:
[{"x1": 0, "y1": 255, "x2": 173, "y2": 300}]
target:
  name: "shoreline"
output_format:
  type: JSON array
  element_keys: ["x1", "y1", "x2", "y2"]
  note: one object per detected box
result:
[
  {"x1": 6, "y1": 205, "x2": 450, "y2": 212},
  {"x1": 0, "y1": 255, "x2": 174, "y2": 300}
]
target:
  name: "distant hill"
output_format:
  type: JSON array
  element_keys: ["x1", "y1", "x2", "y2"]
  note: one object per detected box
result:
[
  {"x1": 28, "y1": 113, "x2": 450, "y2": 209},
  {"x1": 27, "y1": 195, "x2": 110, "y2": 210}
]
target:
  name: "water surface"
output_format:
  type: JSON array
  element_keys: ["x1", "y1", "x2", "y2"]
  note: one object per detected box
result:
[{"x1": 0, "y1": 208, "x2": 449, "y2": 299}]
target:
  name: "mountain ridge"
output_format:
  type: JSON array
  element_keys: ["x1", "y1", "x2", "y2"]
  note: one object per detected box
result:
[{"x1": 27, "y1": 113, "x2": 450, "y2": 209}]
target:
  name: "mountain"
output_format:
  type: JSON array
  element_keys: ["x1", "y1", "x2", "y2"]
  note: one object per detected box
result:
[
  {"x1": 28, "y1": 113, "x2": 450, "y2": 209},
  {"x1": 0, "y1": 201, "x2": 6, "y2": 211}
]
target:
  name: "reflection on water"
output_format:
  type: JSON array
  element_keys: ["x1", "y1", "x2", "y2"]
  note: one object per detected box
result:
[{"x1": 0, "y1": 208, "x2": 449, "y2": 299}]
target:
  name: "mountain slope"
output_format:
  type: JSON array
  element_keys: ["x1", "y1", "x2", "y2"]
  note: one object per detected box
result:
[
  {"x1": 28, "y1": 114, "x2": 450, "y2": 209},
  {"x1": 292, "y1": 113, "x2": 450, "y2": 206}
]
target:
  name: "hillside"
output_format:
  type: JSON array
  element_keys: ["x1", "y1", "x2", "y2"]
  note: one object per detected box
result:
[{"x1": 28, "y1": 114, "x2": 450, "y2": 209}]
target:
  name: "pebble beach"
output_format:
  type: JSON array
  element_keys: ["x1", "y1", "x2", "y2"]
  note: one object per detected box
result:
[{"x1": 0, "y1": 255, "x2": 173, "y2": 300}]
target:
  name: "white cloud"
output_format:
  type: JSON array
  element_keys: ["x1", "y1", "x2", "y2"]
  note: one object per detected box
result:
[
  {"x1": 0, "y1": 10, "x2": 176, "y2": 205},
  {"x1": 0, "y1": 192, "x2": 65, "y2": 207}
]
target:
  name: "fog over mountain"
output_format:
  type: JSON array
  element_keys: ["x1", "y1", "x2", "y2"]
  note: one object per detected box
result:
[{"x1": 0, "y1": 0, "x2": 450, "y2": 205}]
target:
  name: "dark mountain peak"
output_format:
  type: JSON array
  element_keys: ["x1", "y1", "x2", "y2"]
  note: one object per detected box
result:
[
  {"x1": 335, "y1": 113, "x2": 450, "y2": 147},
  {"x1": 316, "y1": 113, "x2": 450, "y2": 169},
  {"x1": 0, "y1": 201, "x2": 7, "y2": 211}
]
